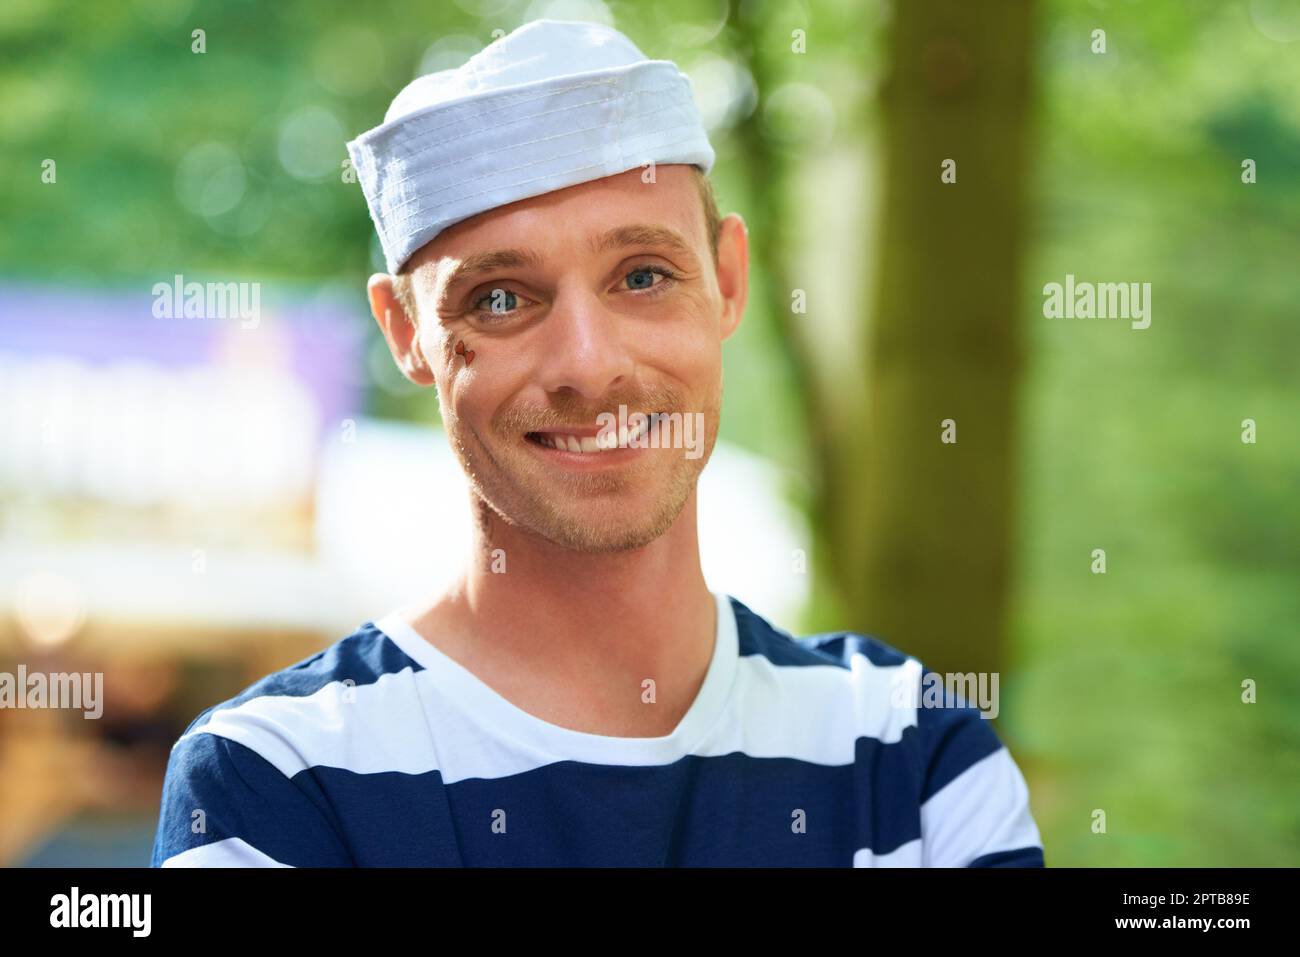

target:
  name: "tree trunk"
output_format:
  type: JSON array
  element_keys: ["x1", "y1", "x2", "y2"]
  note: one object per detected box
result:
[{"x1": 858, "y1": 0, "x2": 1037, "y2": 676}]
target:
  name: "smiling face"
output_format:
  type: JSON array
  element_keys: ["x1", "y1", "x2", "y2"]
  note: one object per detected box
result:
[{"x1": 368, "y1": 164, "x2": 749, "y2": 553}]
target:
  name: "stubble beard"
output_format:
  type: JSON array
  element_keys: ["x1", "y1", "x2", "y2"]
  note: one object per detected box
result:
[{"x1": 446, "y1": 385, "x2": 721, "y2": 554}]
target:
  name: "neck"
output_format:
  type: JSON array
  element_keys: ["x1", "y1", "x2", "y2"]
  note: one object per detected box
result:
[
  {"x1": 410, "y1": 488, "x2": 718, "y2": 736},
  {"x1": 469, "y1": 487, "x2": 711, "y2": 629}
]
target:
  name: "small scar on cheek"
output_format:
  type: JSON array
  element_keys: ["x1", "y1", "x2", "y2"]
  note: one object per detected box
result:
[{"x1": 454, "y1": 339, "x2": 477, "y2": 365}]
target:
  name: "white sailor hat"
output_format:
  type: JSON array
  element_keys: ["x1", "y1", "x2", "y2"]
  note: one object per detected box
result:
[{"x1": 346, "y1": 19, "x2": 717, "y2": 275}]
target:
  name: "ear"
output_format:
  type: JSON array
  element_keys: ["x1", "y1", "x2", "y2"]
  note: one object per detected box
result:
[
  {"x1": 368, "y1": 273, "x2": 435, "y2": 386},
  {"x1": 714, "y1": 213, "x2": 749, "y2": 341}
]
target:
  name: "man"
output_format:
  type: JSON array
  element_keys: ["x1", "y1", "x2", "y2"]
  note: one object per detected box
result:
[{"x1": 151, "y1": 19, "x2": 1043, "y2": 867}]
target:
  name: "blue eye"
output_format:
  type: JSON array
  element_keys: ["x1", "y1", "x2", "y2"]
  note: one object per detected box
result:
[
  {"x1": 474, "y1": 287, "x2": 518, "y2": 316},
  {"x1": 625, "y1": 266, "x2": 675, "y2": 291},
  {"x1": 471, "y1": 269, "x2": 673, "y2": 319}
]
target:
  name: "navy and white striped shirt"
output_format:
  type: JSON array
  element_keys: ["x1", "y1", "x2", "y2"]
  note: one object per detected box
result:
[{"x1": 151, "y1": 591, "x2": 1044, "y2": 866}]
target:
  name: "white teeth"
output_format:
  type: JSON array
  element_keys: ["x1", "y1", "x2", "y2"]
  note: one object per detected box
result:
[{"x1": 532, "y1": 415, "x2": 654, "y2": 454}]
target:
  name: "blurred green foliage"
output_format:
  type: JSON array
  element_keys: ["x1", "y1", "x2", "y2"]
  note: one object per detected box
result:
[{"x1": 1015, "y1": 0, "x2": 1300, "y2": 865}]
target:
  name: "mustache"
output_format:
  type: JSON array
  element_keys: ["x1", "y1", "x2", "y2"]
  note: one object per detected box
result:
[{"x1": 494, "y1": 384, "x2": 686, "y2": 434}]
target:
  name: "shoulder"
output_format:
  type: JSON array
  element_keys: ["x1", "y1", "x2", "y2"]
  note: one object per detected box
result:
[
  {"x1": 153, "y1": 621, "x2": 425, "y2": 866},
  {"x1": 743, "y1": 605, "x2": 1045, "y2": 868},
  {"x1": 798, "y1": 619, "x2": 1005, "y2": 776},
  {"x1": 727, "y1": 596, "x2": 1043, "y2": 865},
  {"x1": 727, "y1": 595, "x2": 928, "y2": 748},
  {"x1": 729, "y1": 594, "x2": 915, "y2": 671},
  {"x1": 168, "y1": 620, "x2": 424, "y2": 780},
  {"x1": 728, "y1": 595, "x2": 1029, "y2": 816}
]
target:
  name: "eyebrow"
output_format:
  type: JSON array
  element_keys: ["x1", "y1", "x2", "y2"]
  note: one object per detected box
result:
[
  {"x1": 588, "y1": 223, "x2": 694, "y2": 258},
  {"x1": 438, "y1": 248, "x2": 542, "y2": 297},
  {"x1": 436, "y1": 224, "x2": 696, "y2": 298}
]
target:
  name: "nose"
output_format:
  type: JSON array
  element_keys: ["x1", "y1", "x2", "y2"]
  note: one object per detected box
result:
[{"x1": 535, "y1": 283, "x2": 635, "y2": 401}]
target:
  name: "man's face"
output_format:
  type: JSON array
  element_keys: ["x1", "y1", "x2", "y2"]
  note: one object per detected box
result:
[{"x1": 379, "y1": 165, "x2": 747, "y2": 553}]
